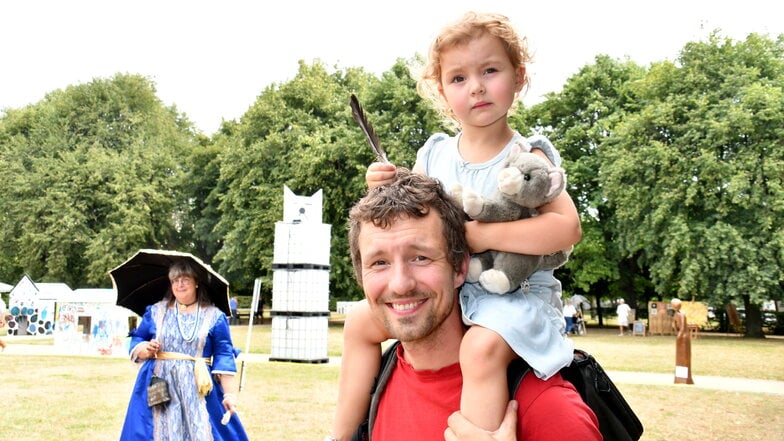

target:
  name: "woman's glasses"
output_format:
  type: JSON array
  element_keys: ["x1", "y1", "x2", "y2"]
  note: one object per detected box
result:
[{"x1": 170, "y1": 276, "x2": 195, "y2": 286}]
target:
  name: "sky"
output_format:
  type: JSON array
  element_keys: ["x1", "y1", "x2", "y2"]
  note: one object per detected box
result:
[{"x1": 2, "y1": 0, "x2": 782, "y2": 135}]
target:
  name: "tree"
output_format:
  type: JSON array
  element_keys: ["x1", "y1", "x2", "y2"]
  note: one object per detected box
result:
[
  {"x1": 600, "y1": 33, "x2": 784, "y2": 337},
  {"x1": 211, "y1": 59, "x2": 439, "y2": 302},
  {"x1": 0, "y1": 74, "x2": 197, "y2": 286},
  {"x1": 362, "y1": 56, "x2": 443, "y2": 170},
  {"x1": 514, "y1": 55, "x2": 649, "y2": 323},
  {"x1": 179, "y1": 131, "x2": 228, "y2": 262},
  {"x1": 212, "y1": 61, "x2": 377, "y2": 298}
]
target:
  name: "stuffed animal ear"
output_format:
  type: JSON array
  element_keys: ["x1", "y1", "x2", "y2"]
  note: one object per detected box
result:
[
  {"x1": 546, "y1": 168, "x2": 567, "y2": 200},
  {"x1": 511, "y1": 140, "x2": 532, "y2": 156}
]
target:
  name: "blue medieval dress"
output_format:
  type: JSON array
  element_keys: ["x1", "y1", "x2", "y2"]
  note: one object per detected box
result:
[{"x1": 119, "y1": 300, "x2": 249, "y2": 441}]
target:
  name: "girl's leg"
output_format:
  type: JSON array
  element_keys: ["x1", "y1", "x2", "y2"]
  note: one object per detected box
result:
[
  {"x1": 460, "y1": 325, "x2": 518, "y2": 431},
  {"x1": 330, "y1": 300, "x2": 390, "y2": 441}
]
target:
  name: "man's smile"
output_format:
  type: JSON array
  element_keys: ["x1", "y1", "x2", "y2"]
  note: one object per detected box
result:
[{"x1": 389, "y1": 299, "x2": 426, "y2": 313}]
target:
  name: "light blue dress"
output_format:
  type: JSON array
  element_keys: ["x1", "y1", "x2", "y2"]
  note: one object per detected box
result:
[
  {"x1": 119, "y1": 300, "x2": 249, "y2": 441},
  {"x1": 416, "y1": 131, "x2": 574, "y2": 379}
]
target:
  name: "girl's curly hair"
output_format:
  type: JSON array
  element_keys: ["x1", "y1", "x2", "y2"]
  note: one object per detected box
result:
[{"x1": 416, "y1": 11, "x2": 532, "y2": 131}]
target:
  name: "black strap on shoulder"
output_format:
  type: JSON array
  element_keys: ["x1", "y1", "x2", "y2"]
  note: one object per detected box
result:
[
  {"x1": 506, "y1": 356, "x2": 532, "y2": 396},
  {"x1": 351, "y1": 341, "x2": 400, "y2": 441}
]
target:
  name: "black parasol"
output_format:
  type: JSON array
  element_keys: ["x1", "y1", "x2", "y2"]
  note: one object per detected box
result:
[{"x1": 110, "y1": 249, "x2": 230, "y2": 317}]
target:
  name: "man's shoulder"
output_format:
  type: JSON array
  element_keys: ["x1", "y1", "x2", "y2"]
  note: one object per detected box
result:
[
  {"x1": 514, "y1": 371, "x2": 596, "y2": 421},
  {"x1": 514, "y1": 372, "x2": 602, "y2": 440},
  {"x1": 514, "y1": 371, "x2": 574, "y2": 408}
]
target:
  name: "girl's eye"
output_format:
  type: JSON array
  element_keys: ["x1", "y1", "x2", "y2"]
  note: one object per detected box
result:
[
  {"x1": 483, "y1": 67, "x2": 498, "y2": 75},
  {"x1": 451, "y1": 75, "x2": 466, "y2": 84}
]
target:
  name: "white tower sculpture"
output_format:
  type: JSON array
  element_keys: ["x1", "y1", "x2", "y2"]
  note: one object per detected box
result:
[{"x1": 269, "y1": 186, "x2": 331, "y2": 363}]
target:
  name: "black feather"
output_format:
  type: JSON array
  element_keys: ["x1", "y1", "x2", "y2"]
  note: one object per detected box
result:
[{"x1": 350, "y1": 94, "x2": 388, "y2": 163}]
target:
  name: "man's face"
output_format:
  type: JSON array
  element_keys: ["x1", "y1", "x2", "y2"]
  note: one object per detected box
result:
[{"x1": 358, "y1": 211, "x2": 466, "y2": 342}]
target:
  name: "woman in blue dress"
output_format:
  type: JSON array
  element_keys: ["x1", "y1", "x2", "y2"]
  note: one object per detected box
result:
[{"x1": 120, "y1": 260, "x2": 248, "y2": 441}]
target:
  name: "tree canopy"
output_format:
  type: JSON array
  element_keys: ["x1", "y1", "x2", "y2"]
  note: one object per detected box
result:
[
  {"x1": 515, "y1": 33, "x2": 783, "y2": 333},
  {"x1": 211, "y1": 59, "x2": 432, "y2": 297},
  {"x1": 0, "y1": 74, "x2": 197, "y2": 286},
  {"x1": 1, "y1": 33, "x2": 781, "y2": 336}
]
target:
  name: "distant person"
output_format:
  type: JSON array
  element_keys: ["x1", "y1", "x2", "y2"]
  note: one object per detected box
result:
[
  {"x1": 254, "y1": 298, "x2": 264, "y2": 322},
  {"x1": 670, "y1": 298, "x2": 694, "y2": 384},
  {"x1": 616, "y1": 298, "x2": 632, "y2": 336},
  {"x1": 230, "y1": 296, "x2": 239, "y2": 325},
  {"x1": 574, "y1": 305, "x2": 585, "y2": 335},
  {"x1": 563, "y1": 299, "x2": 578, "y2": 335},
  {"x1": 119, "y1": 260, "x2": 248, "y2": 441}
]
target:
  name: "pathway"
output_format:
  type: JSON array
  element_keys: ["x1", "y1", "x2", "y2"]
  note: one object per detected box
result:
[{"x1": 3, "y1": 341, "x2": 782, "y2": 396}]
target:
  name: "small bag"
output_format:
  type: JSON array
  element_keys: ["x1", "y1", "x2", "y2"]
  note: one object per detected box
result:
[{"x1": 147, "y1": 375, "x2": 171, "y2": 407}]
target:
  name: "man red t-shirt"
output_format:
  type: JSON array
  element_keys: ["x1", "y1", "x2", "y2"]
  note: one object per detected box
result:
[{"x1": 372, "y1": 345, "x2": 601, "y2": 441}]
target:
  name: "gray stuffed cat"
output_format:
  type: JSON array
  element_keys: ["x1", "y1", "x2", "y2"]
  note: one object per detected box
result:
[{"x1": 452, "y1": 141, "x2": 572, "y2": 294}]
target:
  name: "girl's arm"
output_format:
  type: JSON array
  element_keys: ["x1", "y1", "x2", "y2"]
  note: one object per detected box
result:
[
  {"x1": 331, "y1": 300, "x2": 391, "y2": 441},
  {"x1": 465, "y1": 149, "x2": 582, "y2": 255},
  {"x1": 465, "y1": 190, "x2": 581, "y2": 255}
]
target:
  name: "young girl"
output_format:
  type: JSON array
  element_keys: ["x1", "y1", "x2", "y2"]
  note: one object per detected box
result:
[{"x1": 329, "y1": 11, "x2": 581, "y2": 439}]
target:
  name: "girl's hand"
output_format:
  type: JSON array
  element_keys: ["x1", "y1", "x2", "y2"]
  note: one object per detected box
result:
[
  {"x1": 366, "y1": 162, "x2": 397, "y2": 189},
  {"x1": 444, "y1": 400, "x2": 518, "y2": 441}
]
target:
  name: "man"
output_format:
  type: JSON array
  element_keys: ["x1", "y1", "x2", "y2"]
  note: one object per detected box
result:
[{"x1": 347, "y1": 169, "x2": 600, "y2": 441}]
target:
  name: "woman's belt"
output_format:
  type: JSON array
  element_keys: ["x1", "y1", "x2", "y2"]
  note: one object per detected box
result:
[{"x1": 156, "y1": 351, "x2": 213, "y2": 396}]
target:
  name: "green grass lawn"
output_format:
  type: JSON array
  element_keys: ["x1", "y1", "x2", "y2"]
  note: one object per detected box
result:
[{"x1": 1, "y1": 322, "x2": 782, "y2": 440}]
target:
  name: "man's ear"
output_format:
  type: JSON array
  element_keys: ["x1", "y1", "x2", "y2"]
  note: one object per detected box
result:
[{"x1": 454, "y1": 252, "x2": 470, "y2": 288}]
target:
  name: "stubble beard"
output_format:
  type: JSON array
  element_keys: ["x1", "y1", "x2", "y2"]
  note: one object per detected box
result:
[
  {"x1": 385, "y1": 312, "x2": 438, "y2": 343},
  {"x1": 381, "y1": 291, "x2": 455, "y2": 343}
]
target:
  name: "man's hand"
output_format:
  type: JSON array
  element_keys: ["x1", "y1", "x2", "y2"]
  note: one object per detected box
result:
[
  {"x1": 444, "y1": 401, "x2": 518, "y2": 441},
  {"x1": 366, "y1": 162, "x2": 397, "y2": 189}
]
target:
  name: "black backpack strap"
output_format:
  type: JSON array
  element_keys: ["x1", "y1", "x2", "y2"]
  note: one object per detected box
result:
[
  {"x1": 351, "y1": 341, "x2": 401, "y2": 441},
  {"x1": 506, "y1": 356, "x2": 532, "y2": 397}
]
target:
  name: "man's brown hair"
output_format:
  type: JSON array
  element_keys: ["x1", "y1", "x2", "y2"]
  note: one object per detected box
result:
[{"x1": 348, "y1": 168, "x2": 468, "y2": 284}]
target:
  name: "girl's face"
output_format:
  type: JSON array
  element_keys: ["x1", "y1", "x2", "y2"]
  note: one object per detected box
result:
[{"x1": 438, "y1": 33, "x2": 525, "y2": 130}]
